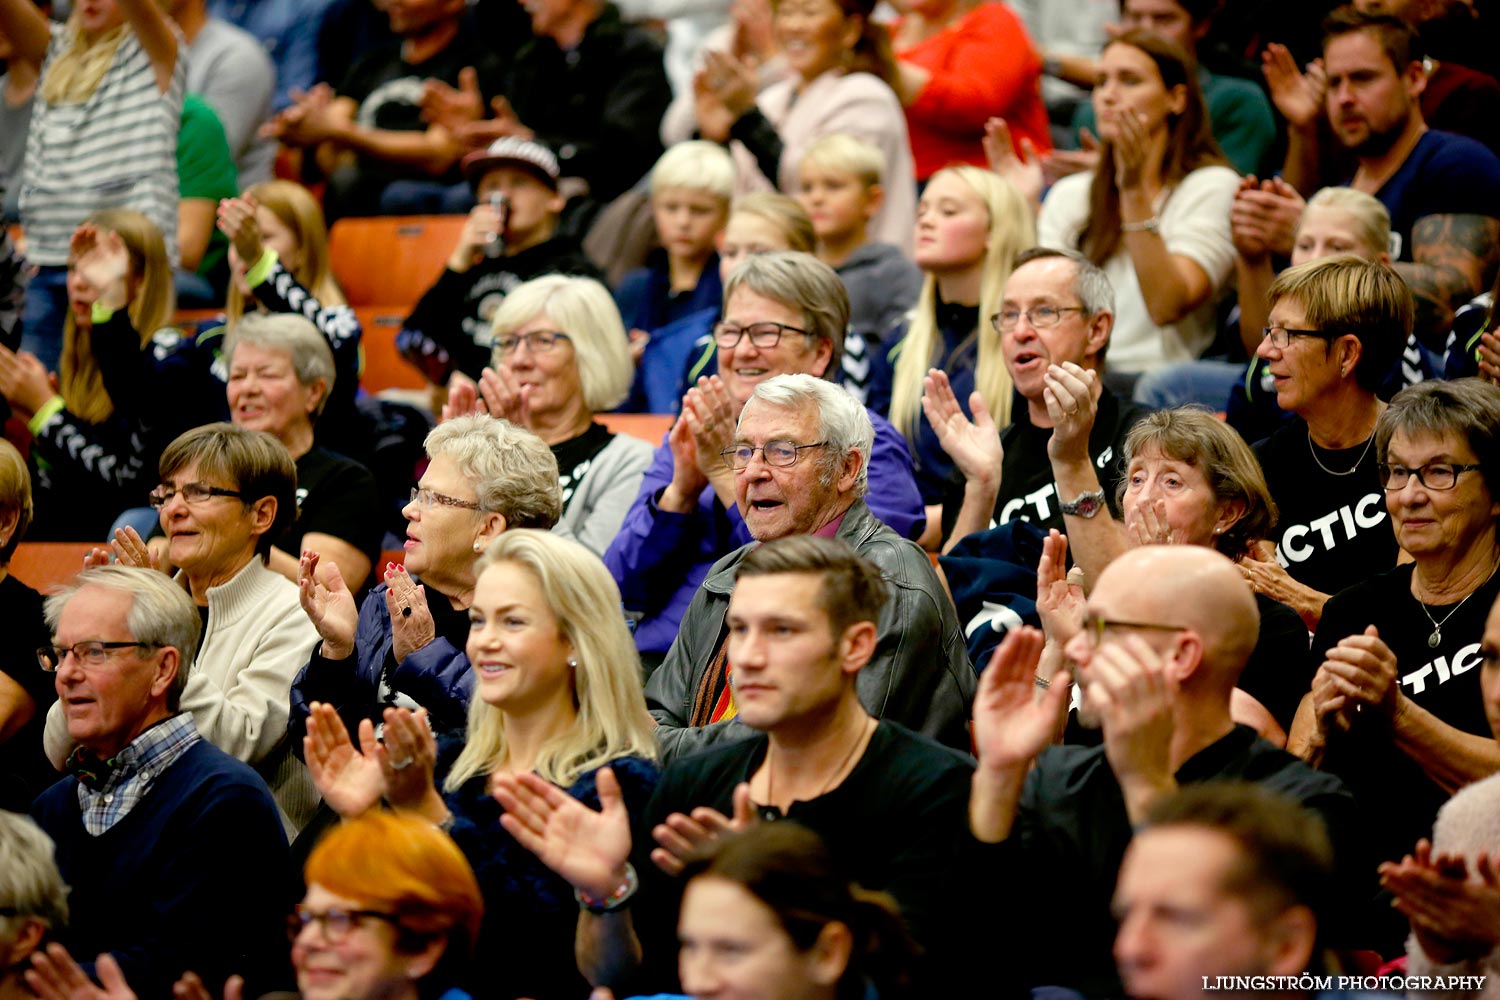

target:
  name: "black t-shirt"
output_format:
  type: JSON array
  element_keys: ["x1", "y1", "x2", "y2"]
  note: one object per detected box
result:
[
  {"x1": 941, "y1": 388, "x2": 1150, "y2": 538},
  {"x1": 1313, "y1": 562, "x2": 1500, "y2": 865},
  {"x1": 337, "y1": 18, "x2": 505, "y2": 182},
  {"x1": 400, "y1": 237, "x2": 607, "y2": 382},
  {"x1": 629, "y1": 721, "x2": 974, "y2": 994},
  {"x1": 0, "y1": 574, "x2": 58, "y2": 810},
  {"x1": 1254, "y1": 418, "x2": 1398, "y2": 597},
  {"x1": 279, "y1": 448, "x2": 385, "y2": 586},
  {"x1": 551, "y1": 423, "x2": 614, "y2": 514},
  {"x1": 1237, "y1": 592, "x2": 1313, "y2": 731},
  {"x1": 1354, "y1": 129, "x2": 1500, "y2": 264}
]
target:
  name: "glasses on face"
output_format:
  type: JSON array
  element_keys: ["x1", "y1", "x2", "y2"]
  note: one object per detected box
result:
[
  {"x1": 408, "y1": 487, "x2": 484, "y2": 511},
  {"x1": 287, "y1": 905, "x2": 402, "y2": 943},
  {"x1": 1260, "y1": 326, "x2": 1338, "y2": 349},
  {"x1": 495, "y1": 330, "x2": 571, "y2": 355},
  {"x1": 720, "y1": 440, "x2": 829, "y2": 470},
  {"x1": 1378, "y1": 462, "x2": 1484, "y2": 491},
  {"x1": 1079, "y1": 613, "x2": 1185, "y2": 648},
  {"x1": 712, "y1": 321, "x2": 811, "y2": 350},
  {"x1": 148, "y1": 482, "x2": 245, "y2": 508},
  {"x1": 990, "y1": 305, "x2": 1087, "y2": 333},
  {"x1": 38, "y1": 641, "x2": 159, "y2": 672}
]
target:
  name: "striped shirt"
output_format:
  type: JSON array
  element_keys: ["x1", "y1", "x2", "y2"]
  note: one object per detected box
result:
[{"x1": 20, "y1": 24, "x2": 184, "y2": 266}]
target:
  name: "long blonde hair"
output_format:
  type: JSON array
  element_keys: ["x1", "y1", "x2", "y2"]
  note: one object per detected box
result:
[
  {"x1": 61, "y1": 209, "x2": 174, "y2": 425},
  {"x1": 888, "y1": 167, "x2": 1034, "y2": 433},
  {"x1": 38, "y1": 15, "x2": 127, "y2": 106},
  {"x1": 225, "y1": 181, "x2": 344, "y2": 327},
  {"x1": 444, "y1": 531, "x2": 657, "y2": 791}
]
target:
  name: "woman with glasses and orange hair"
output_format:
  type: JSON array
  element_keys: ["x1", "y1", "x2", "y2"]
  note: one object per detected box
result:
[
  {"x1": 290, "y1": 416, "x2": 562, "y2": 786},
  {"x1": 1290, "y1": 379, "x2": 1500, "y2": 904}
]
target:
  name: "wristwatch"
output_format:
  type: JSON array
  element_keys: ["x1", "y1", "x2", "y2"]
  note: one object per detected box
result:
[{"x1": 1059, "y1": 488, "x2": 1107, "y2": 519}]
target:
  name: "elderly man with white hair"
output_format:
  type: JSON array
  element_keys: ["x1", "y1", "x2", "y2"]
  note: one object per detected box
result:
[{"x1": 646, "y1": 373, "x2": 975, "y2": 761}]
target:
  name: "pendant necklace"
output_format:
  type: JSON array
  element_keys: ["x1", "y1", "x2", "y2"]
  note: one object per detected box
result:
[
  {"x1": 759, "y1": 717, "x2": 874, "y2": 821},
  {"x1": 1417, "y1": 559, "x2": 1500, "y2": 648},
  {"x1": 1307, "y1": 428, "x2": 1375, "y2": 477}
]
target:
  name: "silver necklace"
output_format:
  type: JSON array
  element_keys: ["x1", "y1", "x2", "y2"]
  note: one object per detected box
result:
[
  {"x1": 1417, "y1": 560, "x2": 1500, "y2": 648},
  {"x1": 1307, "y1": 428, "x2": 1376, "y2": 477},
  {"x1": 759, "y1": 717, "x2": 874, "y2": 820}
]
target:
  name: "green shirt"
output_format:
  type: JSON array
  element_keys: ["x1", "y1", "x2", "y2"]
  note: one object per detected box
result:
[{"x1": 178, "y1": 94, "x2": 239, "y2": 287}]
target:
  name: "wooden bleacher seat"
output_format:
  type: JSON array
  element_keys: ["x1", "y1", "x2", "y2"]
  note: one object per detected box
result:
[
  {"x1": 10, "y1": 542, "x2": 98, "y2": 593},
  {"x1": 597, "y1": 412, "x2": 673, "y2": 445},
  {"x1": 328, "y1": 216, "x2": 466, "y2": 310},
  {"x1": 355, "y1": 307, "x2": 428, "y2": 394}
]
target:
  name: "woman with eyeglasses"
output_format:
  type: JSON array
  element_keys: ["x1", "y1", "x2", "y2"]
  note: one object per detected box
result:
[
  {"x1": 303, "y1": 530, "x2": 658, "y2": 1000},
  {"x1": 290, "y1": 810, "x2": 484, "y2": 1000},
  {"x1": 1236, "y1": 255, "x2": 1408, "y2": 632},
  {"x1": 440, "y1": 275, "x2": 652, "y2": 558},
  {"x1": 1291, "y1": 378, "x2": 1500, "y2": 879},
  {"x1": 602, "y1": 250, "x2": 923, "y2": 664},
  {"x1": 41, "y1": 423, "x2": 322, "y2": 834},
  {"x1": 291, "y1": 415, "x2": 563, "y2": 784}
]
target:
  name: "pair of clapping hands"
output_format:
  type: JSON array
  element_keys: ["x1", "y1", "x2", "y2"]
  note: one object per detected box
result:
[
  {"x1": 24, "y1": 948, "x2": 237, "y2": 1000},
  {"x1": 1380, "y1": 842, "x2": 1500, "y2": 966},
  {"x1": 493, "y1": 767, "x2": 758, "y2": 904}
]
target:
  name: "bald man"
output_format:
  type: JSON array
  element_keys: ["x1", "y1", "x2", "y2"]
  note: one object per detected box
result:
[{"x1": 965, "y1": 547, "x2": 1362, "y2": 998}]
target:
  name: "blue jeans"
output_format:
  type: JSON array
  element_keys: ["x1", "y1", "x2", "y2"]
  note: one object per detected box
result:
[
  {"x1": 1133, "y1": 360, "x2": 1247, "y2": 410},
  {"x1": 20, "y1": 264, "x2": 68, "y2": 372}
]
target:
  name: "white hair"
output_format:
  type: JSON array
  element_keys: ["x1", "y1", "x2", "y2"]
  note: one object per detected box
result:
[{"x1": 742, "y1": 374, "x2": 873, "y2": 497}]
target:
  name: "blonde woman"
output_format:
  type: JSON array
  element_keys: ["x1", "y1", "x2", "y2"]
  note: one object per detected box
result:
[
  {"x1": 866, "y1": 165, "x2": 1034, "y2": 538},
  {"x1": 0, "y1": 0, "x2": 182, "y2": 370},
  {"x1": 0, "y1": 211, "x2": 203, "y2": 540},
  {"x1": 304, "y1": 529, "x2": 659, "y2": 1000}
]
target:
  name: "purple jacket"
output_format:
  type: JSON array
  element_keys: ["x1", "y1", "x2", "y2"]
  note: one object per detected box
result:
[{"x1": 602, "y1": 408, "x2": 925, "y2": 653}]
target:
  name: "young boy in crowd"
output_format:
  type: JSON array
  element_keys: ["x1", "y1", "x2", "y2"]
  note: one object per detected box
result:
[
  {"x1": 615, "y1": 140, "x2": 734, "y2": 345},
  {"x1": 398, "y1": 136, "x2": 605, "y2": 385},
  {"x1": 796, "y1": 134, "x2": 922, "y2": 391}
]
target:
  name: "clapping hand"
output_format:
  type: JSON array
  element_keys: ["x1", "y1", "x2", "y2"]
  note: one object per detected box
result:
[
  {"x1": 921, "y1": 368, "x2": 1002, "y2": 488},
  {"x1": 379, "y1": 706, "x2": 441, "y2": 813},
  {"x1": 1316, "y1": 624, "x2": 1399, "y2": 720},
  {"x1": 973, "y1": 626, "x2": 1071, "y2": 772},
  {"x1": 0, "y1": 345, "x2": 56, "y2": 416},
  {"x1": 1262, "y1": 44, "x2": 1326, "y2": 130},
  {"x1": 1086, "y1": 632, "x2": 1177, "y2": 817},
  {"x1": 1043, "y1": 128, "x2": 1100, "y2": 187},
  {"x1": 69, "y1": 224, "x2": 132, "y2": 315},
  {"x1": 1380, "y1": 842, "x2": 1500, "y2": 965},
  {"x1": 650, "y1": 783, "x2": 755, "y2": 875},
  {"x1": 1036, "y1": 529, "x2": 1084, "y2": 643},
  {"x1": 304, "y1": 701, "x2": 386, "y2": 818},
  {"x1": 385, "y1": 563, "x2": 437, "y2": 664},
  {"x1": 216, "y1": 196, "x2": 264, "y2": 268},
  {"x1": 1042, "y1": 362, "x2": 1101, "y2": 464},
  {"x1": 984, "y1": 117, "x2": 1043, "y2": 212},
  {"x1": 298, "y1": 550, "x2": 359, "y2": 660},
  {"x1": 1111, "y1": 110, "x2": 1152, "y2": 192},
  {"x1": 26, "y1": 946, "x2": 137, "y2": 1000},
  {"x1": 494, "y1": 766, "x2": 636, "y2": 900}
]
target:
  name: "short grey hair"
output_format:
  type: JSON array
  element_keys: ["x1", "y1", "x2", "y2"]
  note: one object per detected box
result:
[
  {"x1": 225, "y1": 313, "x2": 337, "y2": 418},
  {"x1": 742, "y1": 374, "x2": 873, "y2": 497},
  {"x1": 1014, "y1": 246, "x2": 1116, "y2": 316},
  {"x1": 423, "y1": 415, "x2": 563, "y2": 529},
  {"x1": 0, "y1": 812, "x2": 68, "y2": 940},
  {"x1": 722, "y1": 252, "x2": 846, "y2": 379},
  {"x1": 1377, "y1": 378, "x2": 1500, "y2": 502},
  {"x1": 489, "y1": 275, "x2": 633, "y2": 412},
  {"x1": 43, "y1": 566, "x2": 200, "y2": 710}
]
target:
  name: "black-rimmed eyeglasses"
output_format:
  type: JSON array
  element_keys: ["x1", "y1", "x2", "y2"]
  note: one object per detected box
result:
[
  {"x1": 1260, "y1": 326, "x2": 1339, "y2": 349},
  {"x1": 712, "y1": 321, "x2": 812, "y2": 349},
  {"x1": 1378, "y1": 463, "x2": 1483, "y2": 491},
  {"x1": 148, "y1": 483, "x2": 244, "y2": 508}
]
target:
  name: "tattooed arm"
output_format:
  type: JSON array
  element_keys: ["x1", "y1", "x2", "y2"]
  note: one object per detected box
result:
[{"x1": 1398, "y1": 214, "x2": 1500, "y2": 343}]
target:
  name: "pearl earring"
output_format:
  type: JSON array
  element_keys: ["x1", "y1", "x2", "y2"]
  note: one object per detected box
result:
[
  {"x1": 568, "y1": 658, "x2": 579, "y2": 669},
  {"x1": 474, "y1": 542, "x2": 482, "y2": 553}
]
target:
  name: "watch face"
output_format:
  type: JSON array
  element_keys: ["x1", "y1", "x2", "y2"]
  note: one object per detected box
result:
[{"x1": 1073, "y1": 495, "x2": 1101, "y2": 517}]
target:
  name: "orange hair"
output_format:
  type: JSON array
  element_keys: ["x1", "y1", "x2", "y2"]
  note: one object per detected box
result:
[{"x1": 303, "y1": 811, "x2": 483, "y2": 955}]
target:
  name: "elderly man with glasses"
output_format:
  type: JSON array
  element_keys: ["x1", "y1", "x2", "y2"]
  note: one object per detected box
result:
[
  {"x1": 30, "y1": 565, "x2": 292, "y2": 998},
  {"x1": 645, "y1": 372, "x2": 974, "y2": 762},
  {"x1": 964, "y1": 543, "x2": 1365, "y2": 999},
  {"x1": 924, "y1": 247, "x2": 1152, "y2": 549}
]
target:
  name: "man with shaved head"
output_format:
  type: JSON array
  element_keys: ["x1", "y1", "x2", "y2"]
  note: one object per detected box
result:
[{"x1": 966, "y1": 546, "x2": 1362, "y2": 998}]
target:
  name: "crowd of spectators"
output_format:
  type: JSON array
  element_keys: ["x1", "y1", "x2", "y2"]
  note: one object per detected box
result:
[{"x1": 6, "y1": 0, "x2": 1500, "y2": 997}]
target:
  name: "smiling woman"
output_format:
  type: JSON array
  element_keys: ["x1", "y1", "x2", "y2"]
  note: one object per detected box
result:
[
  {"x1": 42, "y1": 423, "x2": 324, "y2": 834},
  {"x1": 1294, "y1": 378, "x2": 1500, "y2": 872}
]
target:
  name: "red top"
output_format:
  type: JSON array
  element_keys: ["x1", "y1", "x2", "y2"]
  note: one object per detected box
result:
[{"x1": 896, "y1": 2, "x2": 1052, "y2": 180}]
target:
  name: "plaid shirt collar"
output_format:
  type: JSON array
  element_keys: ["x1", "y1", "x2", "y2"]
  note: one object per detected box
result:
[{"x1": 75, "y1": 713, "x2": 200, "y2": 836}]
